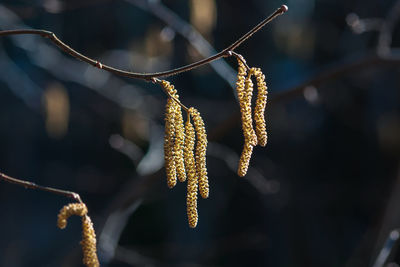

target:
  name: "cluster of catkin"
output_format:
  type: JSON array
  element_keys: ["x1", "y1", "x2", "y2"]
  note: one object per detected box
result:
[
  {"x1": 57, "y1": 203, "x2": 99, "y2": 267},
  {"x1": 160, "y1": 80, "x2": 209, "y2": 228},
  {"x1": 235, "y1": 56, "x2": 268, "y2": 177}
]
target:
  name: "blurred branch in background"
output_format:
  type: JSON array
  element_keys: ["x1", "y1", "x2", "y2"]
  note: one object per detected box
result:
[
  {"x1": 126, "y1": 0, "x2": 237, "y2": 89},
  {"x1": 0, "y1": 4, "x2": 157, "y2": 117},
  {"x1": 0, "y1": 49, "x2": 42, "y2": 111},
  {"x1": 371, "y1": 165, "x2": 400, "y2": 267}
]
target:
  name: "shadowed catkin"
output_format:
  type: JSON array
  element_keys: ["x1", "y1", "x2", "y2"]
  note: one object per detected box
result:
[
  {"x1": 57, "y1": 203, "x2": 99, "y2": 267},
  {"x1": 190, "y1": 107, "x2": 209, "y2": 199},
  {"x1": 254, "y1": 68, "x2": 268, "y2": 146},
  {"x1": 184, "y1": 118, "x2": 198, "y2": 228},
  {"x1": 81, "y1": 215, "x2": 100, "y2": 267}
]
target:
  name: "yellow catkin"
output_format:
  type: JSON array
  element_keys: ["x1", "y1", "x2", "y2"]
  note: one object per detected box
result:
[
  {"x1": 161, "y1": 80, "x2": 187, "y2": 185},
  {"x1": 244, "y1": 68, "x2": 258, "y2": 146},
  {"x1": 236, "y1": 59, "x2": 257, "y2": 147},
  {"x1": 57, "y1": 203, "x2": 88, "y2": 229},
  {"x1": 184, "y1": 118, "x2": 198, "y2": 228},
  {"x1": 57, "y1": 203, "x2": 99, "y2": 267},
  {"x1": 173, "y1": 99, "x2": 186, "y2": 183},
  {"x1": 254, "y1": 68, "x2": 268, "y2": 146},
  {"x1": 190, "y1": 107, "x2": 209, "y2": 199},
  {"x1": 81, "y1": 215, "x2": 100, "y2": 267},
  {"x1": 164, "y1": 97, "x2": 177, "y2": 188},
  {"x1": 238, "y1": 140, "x2": 254, "y2": 177}
]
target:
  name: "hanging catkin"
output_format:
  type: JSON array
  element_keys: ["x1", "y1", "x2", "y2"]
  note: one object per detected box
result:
[
  {"x1": 173, "y1": 96, "x2": 187, "y2": 183},
  {"x1": 184, "y1": 118, "x2": 198, "y2": 228},
  {"x1": 81, "y1": 215, "x2": 100, "y2": 267},
  {"x1": 164, "y1": 96, "x2": 177, "y2": 188},
  {"x1": 57, "y1": 203, "x2": 99, "y2": 267},
  {"x1": 254, "y1": 68, "x2": 268, "y2": 147},
  {"x1": 190, "y1": 107, "x2": 209, "y2": 199}
]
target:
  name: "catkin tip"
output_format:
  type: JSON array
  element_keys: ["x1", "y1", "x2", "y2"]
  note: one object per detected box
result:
[
  {"x1": 57, "y1": 203, "x2": 88, "y2": 229},
  {"x1": 238, "y1": 141, "x2": 254, "y2": 177}
]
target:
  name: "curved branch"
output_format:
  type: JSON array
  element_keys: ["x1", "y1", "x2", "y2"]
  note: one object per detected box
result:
[{"x1": 0, "y1": 5, "x2": 287, "y2": 81}]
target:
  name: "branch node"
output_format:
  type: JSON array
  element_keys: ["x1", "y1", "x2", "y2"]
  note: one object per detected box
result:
[{"x1": 280, "y1": 5, "x2": 288, "y2": 13}]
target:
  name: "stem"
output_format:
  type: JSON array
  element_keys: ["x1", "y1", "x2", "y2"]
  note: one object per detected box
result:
[
  {"x1": 231, "y1": 51, "x2": 251, "y2": 71},
  {"x1": 0, "y1": 171, "x2": 83, "y2": 203},
  {"x1": 0, "y1": 5, "x2": 287, "y2": 81},
  {"x1": 153, "y1": 78, "x2": 190, "y2": 112}
]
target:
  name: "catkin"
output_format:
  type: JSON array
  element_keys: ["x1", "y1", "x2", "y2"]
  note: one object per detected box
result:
[
  {"x1": 81, "y1": 215, "x2": 100, "y2": 267},
  {"x1": 254, "y1": 68, "x2": 268, "y2": 146},
  {"x1": 238, "y1": 140, "x2": 254, "y2": 177},
  {"x1": 57, "y1": 203, "x2": 99, "y2": 267},
  {"x1": 190, "y1": 107, "x2": 209, "y2": 199},
  {"x1": 161, "y1": 80, "x2": 187, "y2": 186},
  {"x1": 184, "y1": 118, "x2": 198, "y2": 228},
  {"x1": 173, "y1": 98, "x2": 186, "y2": 183},
  {"x1": 244, "y1": 68, "x2": 258, "y2": 146},
  {"x1": 57, "y1": 203, "x2": 88, "y2": 229},
  {"x1": 164, "y1": 96, "x2": 177, "y2": 188},
  {"x1": 236, "y1": 59, "x2": 257, "y2": 147}
]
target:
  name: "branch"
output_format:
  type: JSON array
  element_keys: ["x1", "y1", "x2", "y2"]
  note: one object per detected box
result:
[
  {"x1": 0, "y1": 5, "x2": 287, "y2": 81},
  {"x1": 0, "y1": 171, "x2": 83, "y2": 203}
]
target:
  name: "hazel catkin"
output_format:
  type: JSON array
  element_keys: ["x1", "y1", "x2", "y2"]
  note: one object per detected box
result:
[
  {"x1": 236, "y1": 59, "x2": 257, "y2": 147},
  {"x1": 173, "y1": 98, "x2": 186, "y2": 183},
  {"x1": 81, "y1": 215, "x2": 100, "y2": 267},
  {"x1": 244, "y1": 68, "x2": 258, "y2": 146},
  {"x1": 164, "y1": 96, "x2": 177, "y2": 188},
  {"x1": 189, "y1": 107, "x2": 209, "y2": 199},
  {"x1": 184, "y1": 118, "x2": 198, "y2": 228},
  {"x1": 254, "y1": 68, "x2": 268, "y2": 147},
  {"x1": 57, "y1": 203, "x2": 88, "y2": 229},
  {"x1": 57, "y1": 203, "x2": 99, "y2": 267},
  {"x1": 238, "y1": 140, "x2": 254, "y2": 177}
]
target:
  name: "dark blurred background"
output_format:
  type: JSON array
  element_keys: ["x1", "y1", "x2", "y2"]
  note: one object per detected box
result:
[{"x1": 0, "y1": 0, "x2": 399, "y2": 266}]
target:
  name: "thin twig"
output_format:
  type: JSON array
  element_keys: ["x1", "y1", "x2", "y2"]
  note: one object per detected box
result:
[
  {"x1": 0, "y1": 171, "x2": 83, "y2": 203},
  {"x1": 231, "y1": 51, "x2": 251, "y2": 71},
  {"x1": 0, "y1": 5, "x2": 287, "y2": 81},
  {"x1": 152, "y1": 78, "x2": 190, "y2": 112}
]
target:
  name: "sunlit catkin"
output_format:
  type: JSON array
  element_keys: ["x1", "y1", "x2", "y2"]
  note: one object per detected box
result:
[
  {"x1": 57, "y1": 203, "x2": 88, "y2": 229},
  {"x1": 81, "y1": 215, "x2": 100, "y2": 267},
  {"x1": 173, "y1": 99, "x2": 187, "y2": 183},
  {"x1": 244, "y1": 68, "x2": 258, "y2": 146},
  {"x1": 238, "y1": 140, "x2": 254, "y2": 177},
  {"x1": 190, "y1": 107, "x2": 209, "y2": 199},
  {"x1": 164, "y1": 97, "x2": 177, "y2": 188},
  {"x1": 57, "y1": 203, "x2": 99, "y2": 267},
  {"x1": 236, "y1": 58, "x2": 257, "y2": 147},
  {"x1": 184, "y1": 118, "x2": 198, "y2": 228},
  {"x1": 254, "y1": 68, "x2": 268, "y2": 146}
]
